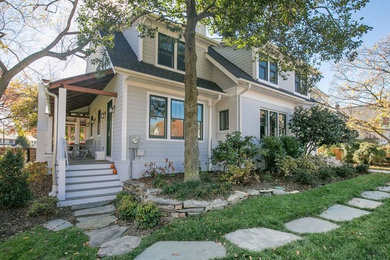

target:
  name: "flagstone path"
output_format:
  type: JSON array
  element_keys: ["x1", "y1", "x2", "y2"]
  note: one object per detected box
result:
[{"x1": 42, "y1": 182, "x2": 390, "y2": 259}]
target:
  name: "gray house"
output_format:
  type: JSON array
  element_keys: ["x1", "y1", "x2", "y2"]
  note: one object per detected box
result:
[{"x1": 36, "y1": 16, "x2": 313, "y2": 206}]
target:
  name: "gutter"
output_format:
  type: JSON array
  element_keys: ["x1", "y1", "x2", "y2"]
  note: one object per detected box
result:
[
  {"x1": 42, "y1": 83, "x2": 58, "y2": 197},
  {"x1": 208, "y1": 94, "x2": 222, "y2": 171}
]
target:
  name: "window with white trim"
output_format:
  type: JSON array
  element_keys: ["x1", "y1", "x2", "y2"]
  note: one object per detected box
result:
[
  {"x1": 258, "y1": 60, "x2": 278, "y2": 84},
  {"x1": 260, "y1": 109, "x2": 287, "y2": 138},
  {"x1": 157, "y1": 33, "x2": 185, "y2": 71},
  {"x1": 149, "y1": 94, "x2": 203, "y2": 140},
  {"x1": 295, "y1": 74, "x2": 308, "y2": 95},
  {"x1": 219, "y1": 110, "x2": 229, "y2": 131}
]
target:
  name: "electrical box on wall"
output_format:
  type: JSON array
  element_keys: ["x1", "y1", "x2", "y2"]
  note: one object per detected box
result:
[
  {"x1": 129, "y1": 136, "x2": 140, "y2": 149},
  {"x1": 136, "y1": 149, "x2": 144, "y2": 157}
]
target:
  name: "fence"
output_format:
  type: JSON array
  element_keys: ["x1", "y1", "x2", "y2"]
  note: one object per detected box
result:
[{"x1": 0, "y1": 147, "x2": 37, "y2": 162}]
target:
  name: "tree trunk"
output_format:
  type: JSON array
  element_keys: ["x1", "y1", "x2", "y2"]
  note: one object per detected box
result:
[{"x1": 183, "y1": 0, "x2": 200, "y2": 182}]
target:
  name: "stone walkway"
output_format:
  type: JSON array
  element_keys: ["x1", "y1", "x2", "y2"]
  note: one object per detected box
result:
[{"x1": 42, "y1": 182, "x2": 390, "y2": 259}]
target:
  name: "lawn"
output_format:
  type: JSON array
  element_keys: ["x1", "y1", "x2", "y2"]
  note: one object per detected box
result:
[{"x1": 1, "y1": 173, "x2": 389, "y2": 260}]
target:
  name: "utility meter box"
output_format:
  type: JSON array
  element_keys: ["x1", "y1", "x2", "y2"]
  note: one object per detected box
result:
[{"x1": 129, "y1": 136, "x2": 140, "y2": 149}]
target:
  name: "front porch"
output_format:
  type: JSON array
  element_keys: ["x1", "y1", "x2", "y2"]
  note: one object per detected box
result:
[{"x1": 38, "y1": 70, "x2": 125, "y2": 206}]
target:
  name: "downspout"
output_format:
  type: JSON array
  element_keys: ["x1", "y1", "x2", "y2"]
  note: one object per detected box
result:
[
  {"x1": 42, "y1": 83, "x2": 58, "y2": 197},
  {"x1": 208, "y1": 94, "x2": 222, "y2": 171},
  {"x1": 238, "y1": 83, "x2": 252, "y2": 132}
]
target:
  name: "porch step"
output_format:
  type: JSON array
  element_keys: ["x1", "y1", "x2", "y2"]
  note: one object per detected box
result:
[
  {"x1": 58, "y1": 195, "x2": 117, "y2": 207},
  {"x1": 66, "y1": 169, "x2": 114, "y2": 177},
  {"x1": 66, "y1": 180, "x2": 121, "y2": 191},
  {"x1": 66, "y1": 174, "x2": 119, "y2": 184},
  {"x1": 66, "y1": 186, "x2": 122, "y2": 199},
  {"x1": 67, "y1": 164, "x2": 113, "y2": 171}
]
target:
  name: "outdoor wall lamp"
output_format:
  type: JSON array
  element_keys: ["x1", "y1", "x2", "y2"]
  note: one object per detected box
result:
[
  {"x1": 100, "y1": 111, "x2": 106, "y2": 119},
  {"x1": 109, "y1": 105, "x2": 116, "y2": 113}
]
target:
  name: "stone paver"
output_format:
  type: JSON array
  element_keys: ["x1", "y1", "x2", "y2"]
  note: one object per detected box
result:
[
  {"x1": 85, "y1": 225, "x2": 127, "y2": 247},
  {"x1": 377, "y1": 186, "x2": 390, "y2": 192},
  {"x1": 74, "y1": 204, "x2": 115, "y2": 217},
  {"x1": 76, "y1": 214, "x2": 117, "y2": 230},
  {"x1": 361, "y1": 191, "x2": 390, "y2": 201},
  {"x1": 134, "y1": 241, "x2": 226, "y2": 260},
  {"x1": 347, "y1": 198, "x2": 383, "y2": 209},
  {"x1": 43, "y1": 219, "x2": 73, "y2": 231},
  {"x1": 71, "y1": 200, "x2": 112, "y2": 210},
  {"x1": 98, "y1": 235, "x2": 141, "y2": 257},
  {"x1": 319, "y1": 204, "x2": 370, "y2": 222},
  {"x1": 284, "y1": 217, "x2": 339, "y2": 234},
  {"x1": 224, "y1": 228, "x2": 301, "y2": 252}
]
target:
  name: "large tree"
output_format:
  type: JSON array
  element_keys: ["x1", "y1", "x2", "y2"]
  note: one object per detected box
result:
[
  {"x1": 2, "y1": 0, "x2": 371, "y2": 181},
  {"x1": 331, "y1": 34, "x2": 390, "y2": 142}
]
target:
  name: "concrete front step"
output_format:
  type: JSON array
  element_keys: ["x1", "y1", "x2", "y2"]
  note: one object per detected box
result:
[
  {"x1": 66, "y1": 186, "x2": 122, "y2": 199},
  {"x1": 66, "y1": 169, "x2": 114, "y2": 177},
  {"x1": 66, "y1": 174, "x2": 119, "y2": 184},
  {"x1": 58, "y1": 194, "x2": 117, "y2": 207},
  {"x1": 66, "y1": 180, "x2": 121, "y2": 191},
  {"x1": 67, "y1": 164, "x2": 113, "y2": 171}
]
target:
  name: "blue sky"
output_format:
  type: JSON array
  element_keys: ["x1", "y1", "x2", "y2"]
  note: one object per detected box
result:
[{"x1": 318, "y1": 0, "x2": 390, "y2": 93}]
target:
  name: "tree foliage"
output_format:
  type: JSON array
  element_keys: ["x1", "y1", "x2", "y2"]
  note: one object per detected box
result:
[
  {"x1": 289, "y1": 106, "x2": 358, "y2": 154},
  {"x1": 331, "y1": 34, "x2": 390, "y2": 142}
]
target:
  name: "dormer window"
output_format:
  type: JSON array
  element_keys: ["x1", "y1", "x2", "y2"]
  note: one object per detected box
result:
[
  {"x1": 258, "y1": 60, "x2": 278, "y2": 85},
  {"x1": 295, "y1": 74, "x2": 308, "y2": 95},
  {"x1": 157, "y1": 33, "x2": 185, "y2": 71}
]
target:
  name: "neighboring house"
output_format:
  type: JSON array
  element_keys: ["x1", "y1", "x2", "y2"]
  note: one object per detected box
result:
[
  {"x1": 36, "y1": 16, "x2": 314, "y2": 206},
  {"x1": 339, "y1": 105, "x2": 390, "y2": 144},
  {"x1": 0, "y1": 134, "x2": 37, "y2": 148}
]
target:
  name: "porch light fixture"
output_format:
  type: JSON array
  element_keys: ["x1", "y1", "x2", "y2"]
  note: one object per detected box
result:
[
  {"x1": 100, "y1": 111, "x2": 106, "y2": 119},
  {"x1": 109, "y1": 105, "x2": 116, "y2": 113}
]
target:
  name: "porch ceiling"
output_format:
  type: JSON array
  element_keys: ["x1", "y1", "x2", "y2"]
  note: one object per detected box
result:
[{"x1": 48, "y1": 70, "x2": 115, "y2": 113}]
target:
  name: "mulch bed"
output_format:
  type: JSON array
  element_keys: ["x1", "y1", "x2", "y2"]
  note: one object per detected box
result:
[{"x1": 0, "y1": 175, "x2": 75, "y2": 241}]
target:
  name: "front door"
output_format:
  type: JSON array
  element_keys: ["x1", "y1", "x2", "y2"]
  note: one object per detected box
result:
[{"x1": 106, "y1": 100, "x2": 113, "y2": 157}]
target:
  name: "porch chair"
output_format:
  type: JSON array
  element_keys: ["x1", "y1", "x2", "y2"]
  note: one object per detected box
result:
[{"x1": 79, "y1": 139, "x2": 93, "y2": 159}]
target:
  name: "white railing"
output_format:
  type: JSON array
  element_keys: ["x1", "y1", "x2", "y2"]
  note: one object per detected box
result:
[{"x1": 63, "y1": 138, "x2": 69, "y2": 169}]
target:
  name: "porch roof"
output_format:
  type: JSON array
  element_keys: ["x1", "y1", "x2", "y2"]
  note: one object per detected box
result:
[{"x1": 48, "y1": 70, "x2": 115, "y2": 113}]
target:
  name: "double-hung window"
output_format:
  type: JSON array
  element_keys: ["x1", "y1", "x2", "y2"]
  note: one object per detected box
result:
[
  {"x1": 149, "y1": 95, "x2": 167, "y2": 138},
  {"x1": 219, "y1": 110, "x2": 229, "y2": 131},
  {"x1": 260, "y1": 109, "x2": 287, "y2": 138},
  {"x1": 157, "y1": 33, "x2": 185, "y2": 71},
  {"x1": 171, "y1": 99, "x2": 184, "y2": 139},
  {"x1": 278, "y1": 113, "x2": 287, "y2": 136},
  {"x1": 295, "y1": 74, "x2": 308, "y2": 95},
  {"x1": 260, "y1": 109, "x2": 268, "y2": 138},
  {"x1": 150, "y1": 95, "x2": 203, "y2": 140},
  {"x1": 258, "y1": 60, "x2": 278, "y2": 85}
]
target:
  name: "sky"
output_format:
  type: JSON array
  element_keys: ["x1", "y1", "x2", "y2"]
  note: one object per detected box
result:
[
  {"x1": 318, "y1": 0, "x2": 390, "y2": 93},
  {"x1": 49, "y1": 0, "x2": 390, "y2": 94}
]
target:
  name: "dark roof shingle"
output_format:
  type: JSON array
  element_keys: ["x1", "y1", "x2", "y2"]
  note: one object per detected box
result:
[
  {"x1": 108, "y1": 33, "x2": 223, "y2": 93},
  {"x1": 207, "y1": 47, "x2": 311, "y2": 100}
]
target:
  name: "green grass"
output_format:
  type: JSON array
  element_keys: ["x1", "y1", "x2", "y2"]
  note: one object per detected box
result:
[
  {"x1": 0, "y1": 226, "x2": 97, "y2": 260},
  {"x1": 116, "y1": 173, "x2": 390, "y2": 259},
  {"x1": 1, "y1": 173, "x2": 389, "y2": 260}
]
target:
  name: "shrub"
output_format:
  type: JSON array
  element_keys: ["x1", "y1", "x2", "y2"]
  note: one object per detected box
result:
[
  {"x1": 114, "y1": 191, "x2": 134, "y2": 206},
  {"x1": 143, "y1": 158, "x2": 175, "y2": 178},
  {"x1": 25, "y1": 162, "x2": 48, "y2": 196},
  {"x1": 317, "y1": 166, "x2": 335, "y2": 180},
  {"x1": 294, "y1": 169, "x2": 318, "y2": 185},
  {"x1": 135, "y1": 202, "x2": 161, "y2": 229},
  {"x1": 340, "y1": 143, "x2": 360, "y2": 163},
  {"x1": 353, "y1": 142, "x2": 386, "y2": 165},
  {"x1": 275, "y1": 156, "x2": 298, "y2": 176},
  {"x1": 355, "y1": 164, "x2": 369, "y2": 175},
  {"x1": 280, "y1": 136, "x2": 303, "y2": 158},
  {"x1": 296, "y1": 155, "x2": 327, "y2": 172},
  {"x1": 335, "y1": 164, "x2": 356, "y2": 178},
  {"x1": 318, "y1": 145, "x2": 336, "y2": 157},
  {"x1": 260, "y1": 136, "x2": 285, "y2": 171},
  {"x1": 161, "y1": 180, "x2": 231, "y2": 200},
  {"x1": 221, "y1": 160, "x2": 258, "y2": 184},
  {"x1": 211, "y1": 132, "x2": 260, "y2": 171},
  {"x1": 151, "y1": 174, "x2": 168, "y2": 188},
  {"x1": 15, "y1": 135, "x2": 31, "y2": 148},
  {"x1": 117, "y1": 195, "x2": 138, "y2": 221},
  {"x1": 27, "y1": 197, "x2": 58, "y2": 217},
  {"x1": 0, "y1": 149, "x2": 31, "y2": 208}
]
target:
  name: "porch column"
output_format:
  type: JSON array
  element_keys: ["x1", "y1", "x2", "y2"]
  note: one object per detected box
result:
[
  {"x1": 75, "y1": 118, "x2": 80, "y2": 144},
  {"x1": 67, "y1": 125, "x2": 71, "y2": 143},
  {"x1": 57, "y1": 88, "x2": 67, "y2": 201}
]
